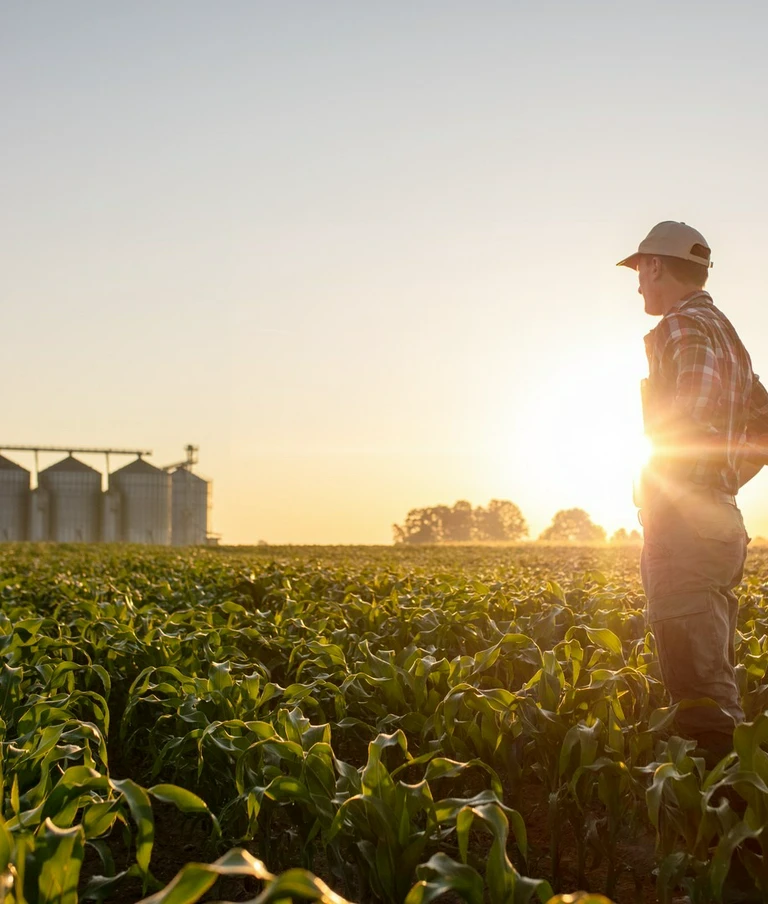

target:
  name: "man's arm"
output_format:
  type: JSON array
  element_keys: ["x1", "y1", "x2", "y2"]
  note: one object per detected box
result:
[
  {"x1": 651, "y1": 315, "x2": 722, "y2": 473},
  {"x1": 747, "y1": 375, "x2": 768, "y2": 437},
  {"x1": 739, "y1": 375, "x2": 768, "y2": 485},
  {"x1": 738, "y1": 457, "x2": 763, "y2": 488}
]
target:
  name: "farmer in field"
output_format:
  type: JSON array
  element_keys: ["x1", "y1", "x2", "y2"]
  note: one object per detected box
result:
[{"x1": 618, "y1": 221, "x2": 768, "y2": 766}]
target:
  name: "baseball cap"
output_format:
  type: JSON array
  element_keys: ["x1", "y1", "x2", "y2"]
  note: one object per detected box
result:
[{"x1": 616, "y1": 221, "x2": 712, "y2": 270}]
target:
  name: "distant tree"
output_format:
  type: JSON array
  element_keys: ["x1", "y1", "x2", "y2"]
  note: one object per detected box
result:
[
  {"x1": 539, "y1": 508, "x2": 606, "y2": 543},
  {"x1": 443, "y1": 501, "x2": 474, "y2": 542},
  {"x1": 393, "y1": 499, "x2": 528, "y2": 544},
  {"x1": 473, "y1": 506, "x2": 503, "y2": 541},
  {"x1": 610, "y1": 527, "x2": 642, "y2": 545},
  {"x1": 473, "y1": 499, "x2": 528, "y2": 542},
  {"x1": 393, "y1": 505, "x2": 450, "y2": 544}
]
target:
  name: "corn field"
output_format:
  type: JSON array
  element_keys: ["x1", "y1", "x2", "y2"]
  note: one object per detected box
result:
[{"x1": 1, "y1": 543, "x2": 768, "y2": 904}]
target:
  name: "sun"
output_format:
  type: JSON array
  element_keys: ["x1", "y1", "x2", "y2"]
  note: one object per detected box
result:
[
  {"x1": 632, "y1": 434, "x2": 654, "y2": 473},
  {"x1": 506, "y1": 344, "x2": 651, "y2": 534}
]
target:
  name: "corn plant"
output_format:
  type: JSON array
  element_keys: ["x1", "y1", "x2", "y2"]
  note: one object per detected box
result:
[{"x1": 0, "y1": 542, "x2": 765, "y2": 903}]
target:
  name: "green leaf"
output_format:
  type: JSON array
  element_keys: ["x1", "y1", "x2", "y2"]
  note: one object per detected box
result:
[
  {"x1": 136, "y1": 848, "x2": 352, "y2": 904},
  {"x1": 422, "y1": 757, "x2": 503, "y2": 798},
  {"x1": 0, "y1": 815, "x2": 13, "y2": 874},
  {"x1": 135, "y1": 865, "x2": 221, "y2": 904},
  {"x1": 82, "y1": 802, "x2": 118, "y2": 839},
  {"x1": 10, "y1": 776, "x2": 19, "y2": 817},
  {"x1": 263, "y1": 775, "x2": 313, "y2": 804},
  {"x1": 405, "y1": 853, "x2": 484, "y2": 904},
  {"x1": 148, "y1": 784, "x2": 220, "y2": 836},
  {"x1": 36, "y1": 819, "x2": 85, "y2": 904},
  {"x1": 208, "y1": 660, "x2": 233, "y2": 692},
  {"x1": 581, "y1": 627, "x2": 623, "y2": 657},
  {"x1": 41, "y1": 767, "x2": 108, "y2": 825},
  {"x1": 546, "y1": 581, "x2": 566, "y2": 602},
  {"x1": 258, "y1": 868, "x2": 353, "y2": 904},
  {"x1": 710, "y1": 821, "x2": 761, "y2": 900},
  {"x1": 110, "y1": 778, "x2": 154, "y2": 881},
  {"x1": 559, "y1": 721, "x2": 602, "y2": 779}
]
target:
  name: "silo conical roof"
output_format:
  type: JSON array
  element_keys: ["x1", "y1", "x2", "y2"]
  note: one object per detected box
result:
[
  {"x1": 0, "y1": 455, "x2": 29, "y2": 473},
  {"x1": 172, "y1": 466, "x2": 207, "y2": 485},
  {"x1": 111, "y1": 458, "x2": 165, "y2": 476},
  {"x1": 40, "y1": 455, "x2": 100, "y2": 475}
]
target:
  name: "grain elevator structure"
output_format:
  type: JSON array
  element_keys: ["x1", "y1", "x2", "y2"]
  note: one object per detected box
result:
[
  {"x1": 39, "y1": 456, "x2": 102, "y2": 543},
  {"x1": 111, "y1": 458, "x2": 172, "y2": 545},
  {"x1": 0, "y1": 455, "x2": 30, "y2": 542},
  {"x1": 172, "y1": 468, "x2": 210, "y2": 546},
  {"x1": 0, "y1": 444, "x2": 213, "y2": 545}
]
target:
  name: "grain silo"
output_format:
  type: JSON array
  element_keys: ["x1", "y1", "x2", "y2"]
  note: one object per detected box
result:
[
  {"x1": 171, "y1": 468, "x2": 210, "y2": 545},
  {"x1": 28, "y1": 488, "x2": 50, "y2": 541},
  {"x1": 39, "y1": 455, "x2": 101, "y2": 542},
  {"x1": 0, "y1": 455, "x2": 30, "y2": 541},
  {"x1": 101, "y1": 489, "x2": 122, "y2": 542},
  {"x1": 111, "y1": 458, "x2": 171, "y2": 545}
]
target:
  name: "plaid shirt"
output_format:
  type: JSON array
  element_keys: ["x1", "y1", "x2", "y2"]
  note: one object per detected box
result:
[{"x1": 642, "y1": 291, "x2": 768, "y2": 496}]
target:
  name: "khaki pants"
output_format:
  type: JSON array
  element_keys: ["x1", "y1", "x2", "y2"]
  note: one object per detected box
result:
[{"x1": 640, "y1": 495, "x2": 748, "y2": 762}]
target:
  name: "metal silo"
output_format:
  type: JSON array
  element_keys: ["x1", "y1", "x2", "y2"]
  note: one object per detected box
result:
[
  {"x1": 39, "y1": 455, "x2": 102, "y2": 542},
  {"x1": 0, "y1": 455, "x2": 30, "y2": 541},
  {"x1": 101, "y1": 489, "x2": 122, "y2": 542},
  {"x1": 111, "y1": 458, "x2": 171, "y2": 545},
  {"x1": 171, "y1": 468, "x2": 210, "y2": 546},
  {"x1": 29, "y1": 488, "x2": 50, "y2": 541}
]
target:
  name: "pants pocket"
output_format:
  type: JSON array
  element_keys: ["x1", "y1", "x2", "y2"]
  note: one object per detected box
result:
[
  {"x1": 647, "y1": 587, "x2": 708, "y2": 624},
  {"x1": 653, "y1": 602, "x2": 721, "y2": 690},
  {"x1": 688, "y1": 500, "x2": 745, "y2": 544}
]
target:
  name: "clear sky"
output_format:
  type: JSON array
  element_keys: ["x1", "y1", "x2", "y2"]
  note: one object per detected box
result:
[{"x1": 3, "y1": 1, "x2": 768, "y2": 544}]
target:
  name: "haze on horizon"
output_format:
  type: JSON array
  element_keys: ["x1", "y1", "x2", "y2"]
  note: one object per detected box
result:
[{"x1": 3, "y1": 1, "x2": 768, "y2": 545}]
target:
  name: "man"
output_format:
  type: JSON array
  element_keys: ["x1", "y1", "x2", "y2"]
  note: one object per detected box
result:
[{"x1": 618, "y1": 221, "x2": 768, "y2": 767}]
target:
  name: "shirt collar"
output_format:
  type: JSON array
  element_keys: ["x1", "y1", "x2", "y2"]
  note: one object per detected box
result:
[
  {"x1": 666, "y1": 290, "x2": 713, "y2": 315},
  {"x1": 643, "y1": 291, "x2": 714, "y2": 354}
]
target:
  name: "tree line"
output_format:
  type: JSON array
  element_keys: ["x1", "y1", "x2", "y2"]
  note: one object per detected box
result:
[{"x1": 393, "y1": 500, "x2": 641, "y2": 545}]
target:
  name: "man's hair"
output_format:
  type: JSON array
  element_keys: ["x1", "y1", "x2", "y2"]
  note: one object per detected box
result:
[{"x1": 658, "y1": 254, "x2": 709, "y2": 288}]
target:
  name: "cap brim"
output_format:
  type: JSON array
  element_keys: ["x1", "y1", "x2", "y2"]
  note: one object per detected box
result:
[{"x1": 616, "y1": 253, "x2": 640, "y2": 270}]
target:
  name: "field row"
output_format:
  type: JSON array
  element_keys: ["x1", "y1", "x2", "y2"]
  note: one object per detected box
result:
[{"x1": 0, "y1": 544, "x2": 767, "y2": 903}]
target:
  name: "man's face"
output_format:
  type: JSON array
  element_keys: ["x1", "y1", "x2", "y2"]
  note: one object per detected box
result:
[{"x1": 637, "y1": 255, "x2": 662, "y2": 316}]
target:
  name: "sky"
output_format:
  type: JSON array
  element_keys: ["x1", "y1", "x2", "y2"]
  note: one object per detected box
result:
[{"x1": 3, "y1": 1, "x2": 768, "y2": 544}]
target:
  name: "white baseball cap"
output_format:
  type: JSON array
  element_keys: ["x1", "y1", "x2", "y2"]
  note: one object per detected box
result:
[{"x1": 617, "y1": 221, "x2": 712, "y2": 270}]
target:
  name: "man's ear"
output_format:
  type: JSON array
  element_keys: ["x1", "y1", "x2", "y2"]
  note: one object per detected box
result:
[{"x1": 650, "y1": 256, "x2": 664, "y2": 280}]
